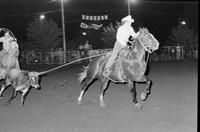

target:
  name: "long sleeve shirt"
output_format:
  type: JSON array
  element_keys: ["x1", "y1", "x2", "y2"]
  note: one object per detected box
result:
[{"x1": 116, "y1": 24, "x2": 139, "y2": 46}]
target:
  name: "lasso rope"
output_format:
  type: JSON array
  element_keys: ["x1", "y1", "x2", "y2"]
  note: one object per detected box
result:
[{"x1": 39, "y1": 52, "x2": 111, "y2": 75}]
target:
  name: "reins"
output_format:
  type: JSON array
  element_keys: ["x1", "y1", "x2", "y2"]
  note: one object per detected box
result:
[
  {"x1": 137, "y1": 31, "x2": 157, "y2": 63},
  {"x1": 137, "y1": 38, "x2": 150, "y2": 63},
  {"x1": 146, "y1": 52, "x2": 150, "y2": 63}
]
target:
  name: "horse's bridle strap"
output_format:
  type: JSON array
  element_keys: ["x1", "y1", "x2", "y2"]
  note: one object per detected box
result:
[{"x1": 137, "y1": 36, "x2": 153, "y2": 53}]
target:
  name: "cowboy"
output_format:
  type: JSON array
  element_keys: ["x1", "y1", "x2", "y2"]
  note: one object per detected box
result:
[
  {"x1": 0, "y1": 31, "x2": 20, "y2": 69},
  {"x1": 103, "y1": 15, "x2": 139, "y2": 77}
]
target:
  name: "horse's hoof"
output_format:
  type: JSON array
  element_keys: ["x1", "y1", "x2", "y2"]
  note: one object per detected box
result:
[
  {"x1": 134, "y1": 103, "x2": 143, "y2": 109},
  {"x1": 140, "y1": 92, "x2": 148, "y2": 101},
  {"x1": 100, "y1": 102, "x2": 107, "y2": 107},
  {"x1": 0, "y1": 96, "x2": 2, "y2": 99}
]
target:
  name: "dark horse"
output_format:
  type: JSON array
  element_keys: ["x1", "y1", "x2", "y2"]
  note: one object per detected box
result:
[{"x1": 78, "y1": 27, "x2": 159, "y2": 109}]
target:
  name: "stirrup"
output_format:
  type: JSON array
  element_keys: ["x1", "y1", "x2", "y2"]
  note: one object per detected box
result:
[{"x1": 103, "y1": 68, "x2": 112, "y2": 77}]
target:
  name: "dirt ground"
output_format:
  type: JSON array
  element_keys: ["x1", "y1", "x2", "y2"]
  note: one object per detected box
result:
[{"x1": 0, "y1": 61, "x2": 197, "y2": 132}]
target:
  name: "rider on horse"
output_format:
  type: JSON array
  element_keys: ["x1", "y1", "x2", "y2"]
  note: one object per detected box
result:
[
  {"x1": 0, "y1": 30, "x2": 20, "y2": 70},
  {"x1": 103, "y1": 15, "x2": 139, "y2": 77}
]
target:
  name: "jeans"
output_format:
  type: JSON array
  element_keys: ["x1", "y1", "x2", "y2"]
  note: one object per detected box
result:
[{"x1": 104, "y1": 41, "x2": 124, "y2": 70}]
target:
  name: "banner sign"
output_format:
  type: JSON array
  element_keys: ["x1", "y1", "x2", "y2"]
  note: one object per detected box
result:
[
  {"x1": 80, "y1": 22, "x2": 103, "y2": 30},
  {"x1": 82, "y1": 15, "x2": 108, "y2": 21}
]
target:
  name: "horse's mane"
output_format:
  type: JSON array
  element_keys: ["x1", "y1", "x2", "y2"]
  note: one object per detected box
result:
[{"x1": 139, "y1": 27, "x2": 149, "y2": 35}]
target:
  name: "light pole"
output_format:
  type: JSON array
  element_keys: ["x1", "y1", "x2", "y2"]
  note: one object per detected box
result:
[
  {"x1": 128, "y1": 0, "x2": 130, "y2": 15},
  {"x1": 39, "y1": 14, "x2": 45, "y2": 31},
  {"x1": 128, "y1": 0, "x2": 137, "y2": 15},
  {"x1": 61, "y1": 0, "x2": 67, "y2": 63}
]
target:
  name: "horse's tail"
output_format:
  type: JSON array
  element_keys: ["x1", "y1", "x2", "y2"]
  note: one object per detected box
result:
[{"x1": 78, "y1": 66, "x2": 88, "y2": 84}]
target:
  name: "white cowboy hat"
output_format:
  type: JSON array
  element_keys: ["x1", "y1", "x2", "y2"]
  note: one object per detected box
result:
[{"x1": 121, "y1": 15, "x2": 134, "y2": 23}]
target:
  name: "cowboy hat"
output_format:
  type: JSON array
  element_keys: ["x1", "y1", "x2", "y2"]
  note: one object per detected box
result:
[{"x1": 121, "y1": 15, "x2": 134, "y2": 23}]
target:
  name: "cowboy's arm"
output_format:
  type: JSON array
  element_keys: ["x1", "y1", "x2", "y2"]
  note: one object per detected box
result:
[
  {"x1": 135, "y1": 31, "x2": 140, "y2": 37},
  {"x1": 130, "y1": 27, "x2": 139, "y2": 38}
]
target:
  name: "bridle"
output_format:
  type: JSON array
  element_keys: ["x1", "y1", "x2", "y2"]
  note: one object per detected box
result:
[
  {"x1": 137, "y1": 31, "x2": 154, "y2": 63},
  {"x1": 137, "y1": 33, "x2": 153, "y2": 54}
]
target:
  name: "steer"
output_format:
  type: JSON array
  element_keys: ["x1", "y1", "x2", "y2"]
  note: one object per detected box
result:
[{"x1": 0, "y1": 69, "x2": 41, "y2": 105}]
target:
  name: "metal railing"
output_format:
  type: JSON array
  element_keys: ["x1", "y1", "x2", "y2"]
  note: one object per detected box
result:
[
  {"x1": 22, "y1": 49, "x2": 112, "y2": 65},
  {"x1": 21, "y1": 46, "x2": 197, "y2": 65}
]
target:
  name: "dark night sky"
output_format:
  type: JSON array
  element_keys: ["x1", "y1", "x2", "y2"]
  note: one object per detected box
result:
[{"x1": 0, "y1": 0, "x2": 198, "y2": 43}]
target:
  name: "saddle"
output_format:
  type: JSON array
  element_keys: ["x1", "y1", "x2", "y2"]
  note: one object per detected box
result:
[
  {"x1": 102, "y1": 37, "x2": 136, "y2": 78},
  {"x1": 103, "y1": 45, "x2": 135, "y2": 78}
]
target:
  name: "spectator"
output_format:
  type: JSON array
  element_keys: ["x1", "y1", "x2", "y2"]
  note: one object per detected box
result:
[
  {"x1": 57, "y1": 48, "x2": 63, "y2": 64},
  {"x1": 50, "y1": 48, "x2": 56, "y2": 64},
  {"x1": 78, "y1": 44, "x2": 84, "y2": 58},
  {"x1": 83, "y1": 40, "x2": 91, "y2": 57}
]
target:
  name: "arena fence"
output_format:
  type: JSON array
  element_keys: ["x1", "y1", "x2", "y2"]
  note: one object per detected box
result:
[
  {"x1": 23, "y1": 49, "x2": 112, "y2": 65},
  {"x1": 22, "y1": 46, "x2": 197, "y2": 65}
]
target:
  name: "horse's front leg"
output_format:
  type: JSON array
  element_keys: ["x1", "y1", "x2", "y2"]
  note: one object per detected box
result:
[
  {"x1": 127, "y1": 80, "x2": 143, "y2": 109},
  {"x1": 140, "y1": 77, "x2": 152, "y2": 101},
  {"x1": 0, "y1": 83, "x2": 8, "y2": 98},
  {"x1": 99, "y1": 79, "x2": 109, "y2": 107},
  {"x1": 77, "y1": 81, "x2": 88, "y2": 104}
]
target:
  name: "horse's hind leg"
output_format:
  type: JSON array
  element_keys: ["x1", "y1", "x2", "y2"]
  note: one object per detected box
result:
[
  {"x1": 140, "y1": 77, "x2": 152, "y2": 101},
  {"x1": 77, "y1": 78, "x2": 93, "y2": 104},
  {"x1": 99, "y1": 79, "x2": 109, "y2": 107},
  {"x1": 128, "y1": 80, "x2": 143, "y2": 109}
]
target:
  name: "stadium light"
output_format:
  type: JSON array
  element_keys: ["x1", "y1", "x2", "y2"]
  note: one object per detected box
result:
[
  {"x1": 180, "y1": 20, "x2": 186, "y2": 25},
  {"x1": 39, "y1": 14, "x2": 46, "y2": 20},
  {"x1": 39, "y1": 14, "x2": 45, "y2": 31},
  {"x1": 82, "y1": 32, "x2": 87, "y2": 36}
]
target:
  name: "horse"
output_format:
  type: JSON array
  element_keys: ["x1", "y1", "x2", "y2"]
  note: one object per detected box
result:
[
  {"x1": 77, "y1": 27, "x2": 159, "y2": 109},
  {"x1": 0, "y1": 52, "x2": 20, "y2": 70}
]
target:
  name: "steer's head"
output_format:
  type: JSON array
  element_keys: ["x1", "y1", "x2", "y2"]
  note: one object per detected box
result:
[{"x1": 28, "y1": 71, "x2": 41, "y2": 89}]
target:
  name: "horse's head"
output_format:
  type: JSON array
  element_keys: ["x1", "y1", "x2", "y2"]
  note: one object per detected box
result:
[{"x1": 137, "y1": 27, "x2": 159, "y2": 53}]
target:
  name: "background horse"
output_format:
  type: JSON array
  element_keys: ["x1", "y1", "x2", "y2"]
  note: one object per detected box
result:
[
  {"x1": 0, "y1": 28, "x2": 20, "y2": 71},
  {"x1": 78, "y1": 27, "x2": 159, "y2": 109}
]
